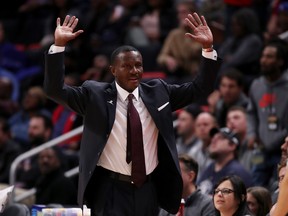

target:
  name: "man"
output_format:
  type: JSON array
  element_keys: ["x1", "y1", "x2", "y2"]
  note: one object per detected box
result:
[
  {"x1": 197, "y1": 127, "x2": 253, "y2": 195},
  {"x1": 17, "y1": 113, "x2": 53, "y2": 189},
  {"x1": 191, "y1": 112, "x2": 217, "y2": 178},
  {"x1": 44, "y1": 13, "x2": 220, "y2": 215},
  {"x1": 0, "y1": 118, "x2": 21, "y2": 184},
  {"x1": 35, "y1": 147, "x2": 77, "y2": 205},
  {"x1": 208, "y1": 68, "x2": 249, "y2": 127},
  {"x1": 158, "y1": 154, "x2": 214, "y2": 216},
  {"x1": 247, "y1": 38, "x2": 288, "y2": 187},
  {"x1": 226, "y1": 106, "x2": 253, "y2": 172},
  {"x1": 175, "y1": 104, "x2": 202, "y2": 155}
]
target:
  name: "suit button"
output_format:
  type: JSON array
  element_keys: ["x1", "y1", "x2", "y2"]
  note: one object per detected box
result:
[{"x1": 89, "y1": 171, "x2": 92, "y2": 175}]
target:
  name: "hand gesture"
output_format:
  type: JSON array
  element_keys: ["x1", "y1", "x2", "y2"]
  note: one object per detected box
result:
[
  {"x1": 185, "y1": 12, "x2": 213, "y2": 49},
  {"x1": 54, "y1": 15, "x2": 84, "y2": 46}
]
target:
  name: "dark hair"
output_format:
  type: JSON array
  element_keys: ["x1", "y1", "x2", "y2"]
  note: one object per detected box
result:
[
  {"x1": 31, "y1": 113, "x2": 53, "y2": 131},
  {"x1": 213, "y1": 175, "x2": 249, "y2": 216},
  {"x1": 110, "y1": 45, "x2": 140, "y2": 64},
  {"x1": 183, "y1": 103, "x2": 202, "y2": 119},
  {"x1": 265, "y1": 38, "x2": 288, "y2": 71},
  {"x1": 232, "y1": 8, "x2": 260, "y2": 35},
  {"x1": 247, "y1": 186, "x2": 272, "y2": 216},
  {"x1": 220, "y1": 68, "x2": 244, "y2": 87},
  {"x1": 178, "y1": 154, "x2": 199, "y2": 182}
]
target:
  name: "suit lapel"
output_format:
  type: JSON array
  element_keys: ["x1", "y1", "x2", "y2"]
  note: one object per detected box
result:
[{"x1": 104, "y1": 82, "x2": 117, "y2": 132}]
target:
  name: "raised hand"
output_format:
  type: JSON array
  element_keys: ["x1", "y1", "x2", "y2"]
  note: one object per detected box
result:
[
  {"x1": 185, "y1": 12, "x2": 213, "y2": 49},
  {"x1": 54, "y1": 15, "x2": 84, "y2": 47}
]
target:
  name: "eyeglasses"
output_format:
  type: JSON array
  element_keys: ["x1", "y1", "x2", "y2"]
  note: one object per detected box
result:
[{"x1": 213, "y1": 188, "x2": 234, "y2": 196}]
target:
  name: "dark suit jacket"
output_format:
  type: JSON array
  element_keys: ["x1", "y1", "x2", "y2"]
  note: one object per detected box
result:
[{"x1": 44, "y1": 52, "x2": 220, "y2": 213}]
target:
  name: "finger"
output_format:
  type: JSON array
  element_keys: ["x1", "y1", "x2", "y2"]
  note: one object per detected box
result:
[
  {"x1": 70, "y1": 17, "x2": 79, "y2": 29},
  {"x1": 192, "y1": 12, "x2": 202, "y2": 25},
  {"x1": 56, "y1": 17, "x2": 61, "y2": 27},
  {"x1": 185, "y1": 32, "x2": 196, "y2": 40},
  {"x1": 68, "y1": 16, "x2": 76, "y2": 27},
  {"x1": 74, "y1": 30, "x2": 84, "y2": 37},
  {"x1": 63, "y1": 15, "x2": 70, "y2": 26},
  {"x1": 188, "y1": 14, "x2": 198, "y2": 28},
  {"x1": 187, "y1": 14, "x2": 198, "y2": 27},
  {"x1": 201, "y1": 15, "x2": 207, "y2": 26}
]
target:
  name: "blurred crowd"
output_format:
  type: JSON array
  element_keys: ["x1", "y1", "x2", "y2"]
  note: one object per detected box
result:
[{"x1": 1, "y1": 0, "x2": 288, "y2": 215}]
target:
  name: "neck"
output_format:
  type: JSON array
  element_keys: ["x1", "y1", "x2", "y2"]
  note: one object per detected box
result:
[
  {"x1": 215, "y1": 154, "x2": 234, "y2": 172},
  {"x1": 182, "y1": 133, "x2": 195, "y2": 145},
  {"x1": 182, "y1": 184, "x2": 196, "y2": 199},
  {"x1": 220, "y1": 208, "x2": 237, "y2": 216},
  {"x1": 266, "y1": 71, "x2": 282, "y2": 82}
]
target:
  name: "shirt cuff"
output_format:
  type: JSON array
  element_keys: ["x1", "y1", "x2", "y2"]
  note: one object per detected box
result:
[
  {"x1": 202, "y1": 50, "x2": 217, "y2": 61},
  {"x1": 48, "y1": 44, "x2": 65, "y2": 54}
]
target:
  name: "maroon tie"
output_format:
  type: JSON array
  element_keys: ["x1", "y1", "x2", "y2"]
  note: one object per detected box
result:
[{"x1": 126, "y1": 94, "x2": 146, "y2": 187}]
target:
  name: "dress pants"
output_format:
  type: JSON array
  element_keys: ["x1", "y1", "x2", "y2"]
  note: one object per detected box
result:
[{"x1": 87, "y1": 167, "x2": 159, "y2": 216}]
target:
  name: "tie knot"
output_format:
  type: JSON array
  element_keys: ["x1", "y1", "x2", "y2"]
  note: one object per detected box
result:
[{"x1": 128, "y1": 94, "x2": 134, "y2": 102}]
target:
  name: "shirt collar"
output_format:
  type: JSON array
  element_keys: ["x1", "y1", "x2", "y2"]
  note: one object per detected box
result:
[{"x1": 115, "y1": 82, "x2": 139, "y2": 102}]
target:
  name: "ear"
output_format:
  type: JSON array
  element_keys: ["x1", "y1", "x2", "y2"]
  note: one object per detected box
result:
[
  {"x1": 110, "y1": 65, "x2": 116, "y2": 77},
  {"x1": 188, "y1": 170, "x2": 196, "y2": 183}
]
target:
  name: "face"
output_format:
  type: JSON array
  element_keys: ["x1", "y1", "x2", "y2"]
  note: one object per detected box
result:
[
  {"x1": 260, "y1": 46, "x2": 282, "y2": 75},
  {"x1": 195, "y1": 113, "x2": 216, "y2": 141},
  {"x1": 28, "y1": 117, "x2": 49, "y2": 144},
  {"x1": 281, "y1": 136, "x2": 288, "y2": 161},
  {"x1": 247, "y1": 192, "x2": 259, "y2": 216},
  {"x1": 213, "y1": 180, "x2": 239, "y2": 214},
  {"x1": 180, "y1": 161, "x2": 194, "y2": 194},
  {"x1": 219, "y1": 77, "x2": 242, "y2": 105},
  {"x1": 38, "y1": 148, "x2": 60, "y2": 174},
  {"x1": 177, "y1": 3, "x2": 191, "y2": 27},
  {"x1": 111, "y1": 51, "x2": 143, "y2": 92},
  {"x1": 177, "y1": 110, "x2": 195, "y2": 137},
  {"x1": 209, "y1": 133, "x2": 235, "y2": 158},
  {"x1": 226, "y1": 110, "x2": 247, "y2": 135}
]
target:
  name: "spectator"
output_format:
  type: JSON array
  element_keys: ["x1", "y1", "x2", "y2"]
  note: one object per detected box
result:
[
  {"x1": 247, "y1": 38, "x2": 288, "y2": 187},
  {"x1": 192, "y1": 112, "x2": 217, "y2": 178},
  {"x1": 0, "y1": 77, "x2": 19, "y2": 119},
  {"x1": 9, "y1": 86, "x2": 51, "y2": 149},
  {"x1": 35, "y1": 147, "x2": 77, "y2": 205},
  {"x1": 208, "y1": 68, "x2": 249, "y2": 127},
  {"x1": 158, "y1": 154, "x2": 214, "y2": 216},
  {"x1": 197, "y1": 127, "x2": 253, "y2": 195},
  {"x1": 157, "y1": 0, "x2": 202, "y2": 83},
  {"x1": 0, "y1": 118, "x2": 21, "y2": 184},
  {"x1": 175, "y1": 104, "x2": 202, "y2": 155},
  {"x1": 213, "y1": 175, "x2": 252, "y2": 216},
  {"x1": 246, "y1": 186, "x2": 272, "y2": 216},
  {"x1": 16, "y1": 113, "x2": 53, "y2": 189},
  {"x1": 218, "y1": 8, "x2": 263, "y2": 90},
  {"x1": 226, "y1": 106, "x2": 253, "y2": 172}
]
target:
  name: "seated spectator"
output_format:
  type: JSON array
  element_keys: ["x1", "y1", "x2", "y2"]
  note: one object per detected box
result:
[
  {"x1": 197, "y1": 127, "x2": 253, "y2": 195},
  {"x1": 218, "y1": 8, "x2": 263, "y2": 90},
  {"x1": 16, "y1": 113, "x2": 53, "y2": 189},
  {"x1": 226, "y1": 106, "x2": 253, "y2": 172},
  {"x1": 192, "y1": 112, "x2": 217, "y2": 178},
  {"x1": 175, "y1": 103, "x2": 202, "y2": 156},
  {"x1": 213, "y1": 175, "x2": 252, "y2": 216},
  {"x1": 0, "y1": 118, "x2": 21, "y2": 184},
  {"x1": 157, "y1": 0, "x2": 202, "y2": 83},
  {"x1": 207, "y1": 68, "x2": 249, "y2": 127},
  {"x1": 9, "y1": 86, "x2": 51, "y2": 149},
  {"x1": 158, "y1": 154, "x2": 214, "y2": 216},
  {"x1": 0, "y1": 77, "x2": 19, "y2": 119},
  {"x1": 35, "y1": 147, "x2": 77, "y2": 205},
  {"x1": 246, "y1": 186, "x2": 272, "y2": 216}
]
